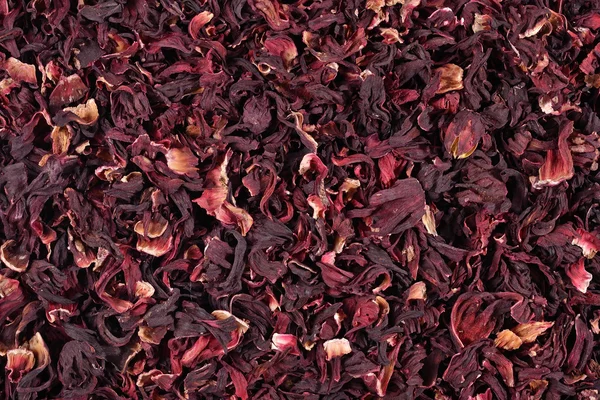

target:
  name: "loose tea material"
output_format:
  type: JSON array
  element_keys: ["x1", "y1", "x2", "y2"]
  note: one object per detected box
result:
[{"x1": 1, "y1": 0, "x2": 600, "y2": 399}]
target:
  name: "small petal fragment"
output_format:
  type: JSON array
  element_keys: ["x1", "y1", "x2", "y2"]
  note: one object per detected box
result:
[
  {"x1": 188, "y1": 11, "x2": 214, "y2": 40},
  {"x1": 136, "y1": 235, "x2": 173, "y2": 257},
  {"x1": 566, "y1": 259, "x2": 593, "y2": 293},
  {"x1": 51, "y1": 126, "x2": 72, "y2": 155},
  {"x1": 271, "y1": 334, "x2": 300, "y2": 355},
  {"x1": 421, "y1": 205, "x2": 438, "y2": 236},
  {"x1": 323, "y1": 338, "x2": 352, "y2": 360},
  {"x1": 134, "y1": 215, "x2": 169, "y2": 239},
  {"x1": 407, "y1": 281, "x2": 427, "y2": 301},
  {"x1": 135, "y1": 281, "x2": 155, "y2": 298},
  {"x1": 2, "y1": 58, "x2": 37, "y2": 84},
  {"x1": 473, "y1": 14, "x2": 492, "y2": 32},
  {"x1": 534, "y1": 120, "x2": 574, "y2": 188},
  {"x1": 61, "y1": 99, "x2": 99, "y2": 125},
  {"x1": 572, "y1": 229, "x2": 600, "y2": 259},
  {"x1": 444, "y1": 110, "x2": 485, "y2": 159},
  {"x1": 6, "y1": 349, "x2": 35, "y2": 383},
  {"x1": 494, "y1": 329, "x2": 523, "y2": 350},
  {"x1": 512, "y1": 321, "x2": 554, "y2": 343},
  {"x1": 166, "y1": 147, "x2": 199, "y2": 176},
  {"x1": 435, "y1": 64, "x2": 464, "y2": 94},
  {"x1": 0, "y1": 241, "x2": 29, "y2": 272}
]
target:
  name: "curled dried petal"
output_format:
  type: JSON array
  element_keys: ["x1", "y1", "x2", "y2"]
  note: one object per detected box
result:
[
  {"x1": 421, "y1": 205, "x2": 437, "y2": 236},
  {"x1": 51, "y1": 126, "x2": 72, "y2": 155},
  {"x1": 534, "y1": 120, "x2": 574, "y2": 188},
  {"x1": 572, "y1": 229, "x2": 600, "y2": 259},
  {"x1": 380, "y1": 28, "x2": 403, "y2": 44},
  {"x1": 215, "y1": 202, "x2": 254, "y2": 236},
  {"x1": 450, "y1": 293, "x2": 511, "y2": 347},
  {"x1": 264, "y1": 35, "x2": 298, "y2": 69},
  {"x1": 494, "y1": 329, "x2": 523, "y2": 350},
  {"x1": 566, "y1": 259, "x2": 592, "y2": 293},
  {"x1": 374, "y1": 296, "x2": 389, "y2": 326},
  {"x1": 212, "y1": 310, "x2": 250, "y2": 335},
  {"x1": 323, "y1": 338, "x2": 352, "y2": 360},
  {"x1": 0, "y1": 241, "x2": 29, "y2": 272},
  {"x1": 188, "y1": 11, "x2": 214, "y2": 40},
  {"x1": 443, "y1": 110, "x2": 485, "y2": 159},
  {"x1": 68, "y1": 231, "x2": 96, "y2": 269},
  {"x1": 0, "y1": 274, "x2": 20, "y2": 298},
  {"x1": 307, "y1": 194, "x2": 326, "y2": 219},
  {"x1": 136, "y1": 369, "x2": 162, "y2": 387},
  {"x1": 435, "y1": 64, "x2": 464, "y2": 94},
  {"x1": 134, "y1": 215, "x2": 169, "y2": 238},
  {"x1": 407, "y1": 281, "x2": 427, "y2": 301},
  {"x1": 136, "y1": 234, "x2": 173, "y2": 257},
  {"x1": 6, "y1": 349, "x2": 35, "y2": 383},
  {"x1": 166, "y1": 147, "x2": 199, "y2": 176},
  {"x1": 2, "y1": 58, "x2": 37, "y2": 84},
  {"x1": 46, "y1": 303, "x2": 77, "y2": 324},
  {"x1": 135, "y1": 281, "x2": 155, "y2": 298},
  {"x1": 138, "y1": 326, "x2": 168, "y2": 345},
  {"x1": 473, "y1": 14, "x2": 492, "y2": 33},
  {"x1": 250, "y1": 0, "x2": 290, "y2": 31},
  {"x1": 271, "y1": 333, "x2": 300, "y2": 355},
  {"x1": 519, "y1": 18, "x2": 552, "y2": 39},
  {"x1": 290, "y1": 112, "x2": 318, "y2": 152},
  {"x1": 512, "y1": 321, "x2": 554, "y2": 343},
  {"x1": 61, "y1": 99, "x2": 99, "y2": 125}
]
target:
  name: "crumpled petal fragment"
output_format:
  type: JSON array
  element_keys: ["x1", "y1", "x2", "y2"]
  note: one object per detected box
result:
[
  {"x1": 58, "y1": 99, "x2": 99, "y2": 126},
  {"x1": 0, "y1": 240, "x2": 29, "y2": 272},
  {"x1": 49, "y1": 74, "x2": 88, "y2": 108},
  {"x1": 443, "y1": 110, "x2": 485, "y2": 159},
  {"x1": 435, "y1": 63, "x2": 464, "y2": 94},
  {"x1": 166, "y1": 147, "x2": 199, "y2": 177},
  {"x1": 494, "y1": 329, "x2": 523, "y2": 350},
  {"x1": 512, "y1": 321, "x2": 554, "y2": 343},
  {"x1": 2, "y1": 58, "x2": 37, "y2": 84},
  {"x1": 363, "y1": 178, "x2": 426, "y2": 236},
  {"x1": 323, "y1": 338, "x2": 352, "y2": 360},
  {"x1": 188, "y1": 11, "x2": 213, "y2": 40},
  {"x1": 534, "y1": 120, "x2": 574, "y2": 188},
  {"x1": 566, "y1": 259, "x2": 592, "y2": 293},
  {"x1": 6, "y1": 348, "x2": 35, "y2": 383}
]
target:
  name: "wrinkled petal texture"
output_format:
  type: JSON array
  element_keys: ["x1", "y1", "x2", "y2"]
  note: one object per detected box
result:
[{"x1": 0, "y1": 0, "x2": 599, "y2": 399}]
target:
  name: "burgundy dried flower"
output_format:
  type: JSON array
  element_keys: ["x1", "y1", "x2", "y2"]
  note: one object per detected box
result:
[{"x1": 0, "y1": 0, "x2": 599, "y2": 398}]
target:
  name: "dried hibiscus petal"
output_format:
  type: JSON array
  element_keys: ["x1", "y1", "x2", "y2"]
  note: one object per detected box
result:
[
  {"x1": 188, "y1": 11, "x2": 214, "y2": 40},
  {"x1": 566, "y1": 259, "x2": 593, "y2": 293},
  {"x1": 323, "y1": 338, "x2": 352, "y2": 361},
  {"x1": 533, "y1": 119, "x2": 575, "y2": 188},
  {"x1": 49, "y1": 74, "x2": 88, "y2": 108},
  {"x1": 443, "y1": 110, "x2": 486, "y2": 159},
  {"x1": 512, "y1": 321, "x2": 554, "y2": 343},
  {"x1": 362, "y1": 178, "x2": 426, "y2": 236},
  {"x1": 435, "y1": 64, "x2": 464, "y2": 94},
  {"x1": 271, "y1": 333, "x2": 300, "y2": 355},
  {"x1": 450, "y1": 293, "x2": 514, "y2": 347},
  {"x1": 2, "y1": 58, "x2": 37, "y2": 85},
  {"x1": 0, "y1": 241, "x2": 29, "y2": 272},
  {"x1": 494, "y1": 330, "x2": 523, "y2": 351},
  {"x1": 6, "y1": 348, "x2": 35, "y2": 383},
  {"x1": 55, "y1": 99, "x2": 99, "y2": 126},
  {"x1": 166, "y1": 147, "x2": 199, "y2": 177}
]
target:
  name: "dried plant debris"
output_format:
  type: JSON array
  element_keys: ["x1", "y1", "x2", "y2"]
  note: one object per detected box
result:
[{"x1": 0, "y1": 0, "x2": 600, "y2": 399}]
